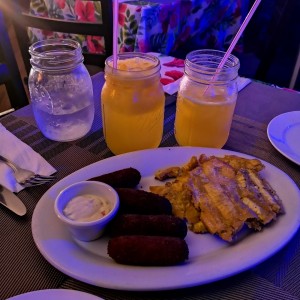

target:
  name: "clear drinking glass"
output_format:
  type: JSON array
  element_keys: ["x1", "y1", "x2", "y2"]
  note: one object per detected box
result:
[
  {"x1": 101, "y1": 52, "x2": 165, "y2": 155},
  {"x1": 28, "y1": 39, "x2": 95, "y2": 142},
  {"x1": 174, "y1": 49, "x2": 240, "y2": 148}
]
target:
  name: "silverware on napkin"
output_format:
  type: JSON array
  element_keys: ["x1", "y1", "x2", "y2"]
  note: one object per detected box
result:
[
  {"x1": 0, "y1": 185, "x2": 26, "y2": 216},
  {"x1": 0, "y1": 154, "x2": 56, "y2": 188},
  {"x1": 0, "y1": 124, "x2": 57, "y2": 193}
]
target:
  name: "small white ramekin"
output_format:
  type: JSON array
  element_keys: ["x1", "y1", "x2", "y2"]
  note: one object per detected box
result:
[{"x1": 54, "y1": 181, "x2": 119, "y2": 241}]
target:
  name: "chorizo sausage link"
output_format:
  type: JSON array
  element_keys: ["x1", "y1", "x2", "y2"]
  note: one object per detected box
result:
[{"x1": 108, "y1": 235, "x2": 189, "y2": 266}]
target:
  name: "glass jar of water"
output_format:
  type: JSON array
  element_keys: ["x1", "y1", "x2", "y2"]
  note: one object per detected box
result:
[{"x1": 28, "y1": 39, "x2": 94, "y2": 141}]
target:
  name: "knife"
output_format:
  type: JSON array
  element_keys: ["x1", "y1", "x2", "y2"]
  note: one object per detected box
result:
[{"x1": 0, "y1": 185, "x2": 26, "y2": 216}]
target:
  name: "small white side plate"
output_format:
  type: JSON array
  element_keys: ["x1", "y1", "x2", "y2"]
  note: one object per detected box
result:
[
  {"x1": 267, "y1": 111, "x2": 300, "y2": 165},
  {"x1": 7, "y1": 289, "x2": 103, "y2": 300}
]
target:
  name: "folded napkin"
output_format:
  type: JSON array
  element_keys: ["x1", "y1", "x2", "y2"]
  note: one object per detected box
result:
[
  {"x1": 236, "y1": 76, "x2": 252, "y2": 91},
  {"x1": 148, "y1": 52, "x2": 252, "y2": 95},
  {"x1": 0, "y1": 124, "x2": 57, "y2": 193}
]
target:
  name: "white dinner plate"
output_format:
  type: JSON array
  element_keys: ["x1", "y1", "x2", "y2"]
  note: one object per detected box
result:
[
  {"x1": 32, "y1": 147, "x2": 300, "y2": 291},
  {"x1": 7, "y1": 289, "x2": 103, "y2": 300},
  {"x1": 267, "y1": 111, "x2": 300, "y2": 165}
]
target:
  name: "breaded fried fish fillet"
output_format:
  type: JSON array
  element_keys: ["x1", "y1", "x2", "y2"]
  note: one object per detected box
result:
[{"x1": 150, "y1": 154, "x2": 284, "y2": 242}]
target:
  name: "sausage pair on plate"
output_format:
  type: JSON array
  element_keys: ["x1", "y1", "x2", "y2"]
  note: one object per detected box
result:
[{"x1": 107, "y1": 214, "x2": 189, "y2": 266}]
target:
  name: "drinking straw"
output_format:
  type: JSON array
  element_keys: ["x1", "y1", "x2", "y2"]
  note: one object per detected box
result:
[
  {"x1": 203, "y1": 0, "x2": 261, "y2": 94},
  {"x1": 217, "y1": 0, "x2": 262, "y2": 70},
  {"x1": 113, "y1": 0, "x2": 119, "y2": 68}
]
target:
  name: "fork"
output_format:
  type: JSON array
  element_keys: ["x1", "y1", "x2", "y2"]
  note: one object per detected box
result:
[{"x1": 0, "y1": 154, "x2": 56, "y2": 187}]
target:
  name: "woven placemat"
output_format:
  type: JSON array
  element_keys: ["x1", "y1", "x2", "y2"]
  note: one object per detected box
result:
[{"x1": 1, "y1": 84, "x2": 299, "y2": 300}]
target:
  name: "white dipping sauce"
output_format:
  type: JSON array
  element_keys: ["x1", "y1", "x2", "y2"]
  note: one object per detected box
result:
[{"x1": 63, "y1": 194, "x2": 112, "y2": 222}]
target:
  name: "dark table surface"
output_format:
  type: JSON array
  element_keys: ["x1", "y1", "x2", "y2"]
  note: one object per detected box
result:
[{"x1": 1, "y1": 73, "x2": 300, "y2": 300}]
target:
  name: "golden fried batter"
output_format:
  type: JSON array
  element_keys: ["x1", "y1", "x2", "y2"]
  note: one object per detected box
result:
[
  {"x1": 150, "y1": 154, "x2": 284, "y2": 242},
  {"x1": 220, "y1": 155, "x2": 264, "y2": 172}
]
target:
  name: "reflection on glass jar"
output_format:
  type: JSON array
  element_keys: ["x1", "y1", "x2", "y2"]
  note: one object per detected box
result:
[
  {"x1": 101, "y1": 53, "x2": 165, "y2": 155},
  {"x1": 174, "y1": 49, "x2": 240, "y2": 148},
  {"x1": 28, "y1": 39, "x2": 94, "y2": 142}
]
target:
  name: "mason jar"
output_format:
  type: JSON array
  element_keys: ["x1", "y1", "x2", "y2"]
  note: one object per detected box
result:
[
  {"x1": 28, "y1": 39, "x2": 95, "y2": 142},
  {"x1": 174, "y1": 49, "x2": 240, "y2": 148},
  {"x1": 101, "y1": 52, "x2": 165, "y2": 155}
]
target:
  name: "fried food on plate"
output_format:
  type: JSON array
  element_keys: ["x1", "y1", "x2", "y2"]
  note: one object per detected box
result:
[
  {"x1": 108, "y1": 235, "x2": 189, "y2": 266},
  {"x1": 150, "y1": 154, "x2": 284, "y2": 242},
  {"x1": 115, "y1": 188, "x2": 172, "y2": 215},
  {"x1": 89, "y1": 167, "x2": 141, "y2": 188},
  {"x1": 109, "y1": 214, "x2": 187, "y2": 238}
]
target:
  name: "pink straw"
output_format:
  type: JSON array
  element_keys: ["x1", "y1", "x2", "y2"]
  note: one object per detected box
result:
[
  {"x1": 113, "y1": 0, "x2": 119, "y2": 68},
  {"x1": 217, "y1": 0, "x2": 262, "y2": 70},
  {"x1": 203, "y1": 0, "x2": 261, "y2": 94}
]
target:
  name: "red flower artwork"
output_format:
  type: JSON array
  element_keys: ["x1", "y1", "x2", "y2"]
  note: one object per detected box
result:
[
  {"x1": 118, "y1": 3, "x2": 127, "y2": 26},
  {"x1": 87, "y1": 36, "x2": 104, "y2": 54},
  {"x1": 163, "y1": 58, "x2": 185, "y2": 68},
  {"x1": 55, "y1": 0, "x2": 66, "y2": 9},
  {"x1": 41, "y1": 29, "x2": 54, "y2": 37},
  {"x1": 75, "y1": 0, "x2": 96, "y2": 22}
]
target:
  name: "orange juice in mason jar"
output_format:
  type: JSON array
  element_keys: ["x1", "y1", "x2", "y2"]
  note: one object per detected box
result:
[
  {"x1": 101, "y1": 53, "x2": 165, "y2": 155},
  {"x1": 174, "y1": 50, "x2": 240, "y2": 148}
]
